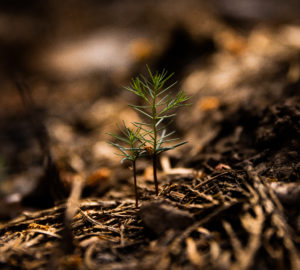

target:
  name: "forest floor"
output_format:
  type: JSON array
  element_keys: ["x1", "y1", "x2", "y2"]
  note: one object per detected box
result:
[{"x1": 0, "y1": 1, "x2": 299, "y2": 269}]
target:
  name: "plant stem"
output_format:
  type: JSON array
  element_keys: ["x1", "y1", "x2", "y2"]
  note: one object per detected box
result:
[
  {"x1": 132, "y1": 160, "x2": 139, "y2": 208},
  {"x1": 152, "y1": 154, "x2": 159, "y2": 195},
  {"x1": 151, "y1": 84, "x2": 159, "y2": 196}
]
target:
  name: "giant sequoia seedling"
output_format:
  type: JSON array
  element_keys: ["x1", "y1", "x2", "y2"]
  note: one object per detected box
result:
[
  {"x1": 107, "y1": 122, "x2": 145, "y2": 208},
  {"x1": 109, "y1": 66, "x2": 190, "y2": 207}
]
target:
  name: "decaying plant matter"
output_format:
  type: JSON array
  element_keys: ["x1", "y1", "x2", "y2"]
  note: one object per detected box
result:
[{"x1": 0, "y1": 166, "x2": 299, "y2": 270}]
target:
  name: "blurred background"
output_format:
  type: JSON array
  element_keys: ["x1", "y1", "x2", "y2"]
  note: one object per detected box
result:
[{"x1": 0, "y1": 0, "x2": 300, "y2": 219}]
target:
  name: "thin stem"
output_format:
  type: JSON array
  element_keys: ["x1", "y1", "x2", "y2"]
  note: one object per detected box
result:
[
  {"x1": 132, "y1": 160, "x2": 139, "y2": 208},
  {"x1": 152, "y1": 154, "x2": 159, "y2": 195},
  {"x1": 150, "y1": 82, "x2": 159, "y2": 195}
]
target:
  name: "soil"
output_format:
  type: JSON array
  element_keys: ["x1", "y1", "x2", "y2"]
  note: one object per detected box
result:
[{"x1": 0, "y1": 1, "x2": 299, "y2": 269}]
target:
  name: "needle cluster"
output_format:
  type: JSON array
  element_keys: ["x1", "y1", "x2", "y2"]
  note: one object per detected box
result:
[{"x1": 108, "y1": 66, "x2": 190, "y2": 207}]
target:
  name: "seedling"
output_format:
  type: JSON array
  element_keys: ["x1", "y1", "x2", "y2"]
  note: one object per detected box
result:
[
  {"x1": 107, "y1": 122, "x2": 145, "y2": 207},
  {"x1": 108, "y1": 67, "x2": 190, "y2": 206},
  {"x1": 124, "y1": 66, "x2": 190, "y2": 195}
]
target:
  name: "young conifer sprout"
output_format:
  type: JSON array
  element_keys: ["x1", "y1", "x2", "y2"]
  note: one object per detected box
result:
[
  {"x1": 124, "y1": 66, "x2": 190, "y2": 195},
  {"x1": 107, "y1": 122, "x2": 145, "y2": 208}
]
